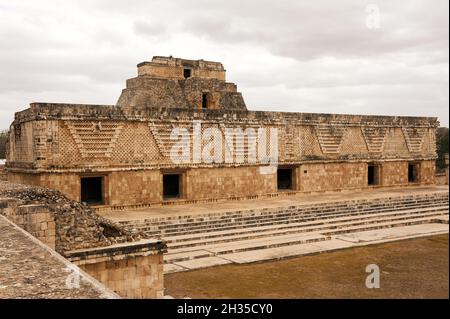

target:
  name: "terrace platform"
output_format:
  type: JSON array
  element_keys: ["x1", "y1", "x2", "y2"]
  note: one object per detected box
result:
[{"x1": 99, "y1": 186, "x2": 449, "y2": 273}]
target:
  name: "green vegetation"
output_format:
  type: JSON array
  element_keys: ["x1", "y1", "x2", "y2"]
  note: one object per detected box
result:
[{"x1": 436, "y1": 127, "x2": 449, "y2": 172}]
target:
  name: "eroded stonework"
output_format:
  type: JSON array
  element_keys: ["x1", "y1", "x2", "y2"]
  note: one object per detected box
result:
[{"x1": 5, "y1": 56, "x2": 439, "y2": 208}]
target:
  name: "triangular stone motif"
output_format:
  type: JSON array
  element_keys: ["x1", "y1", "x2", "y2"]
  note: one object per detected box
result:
[
  {"x1": 361, "y1": 127, "x2": 388, "y2": 153},
  {"x1": 402, "y1": 127, "x2": 427, "y2": 153},
  {"x1": 315, "y1": 125, "x2": 347, "y2": 154},
  {"x1": 66, "y1": 121, "x2": 124, "y2": 158},
  {"x1": 149, "y1": 121, "x2": 192, "y2": 158}
]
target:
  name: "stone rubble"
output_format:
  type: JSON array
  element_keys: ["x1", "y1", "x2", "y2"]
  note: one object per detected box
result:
[{"x1": 0, "y1": 181, "x2": 146, "y2": 255}]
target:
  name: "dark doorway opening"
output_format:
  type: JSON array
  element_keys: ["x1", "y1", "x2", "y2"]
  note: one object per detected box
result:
[
  {"x1": 368, "y1": 164, "x2": 380, "y2": 185},
  {"x1": 408, "y1": 163, "x2": 419, "y2": 183},
  {"x1": 183, "y1": 68, "x2": 192, "y2": 79},
  {"x1": 163, "y1": 174, "x2": 181, "y2": 199},
  {"x1": 202, "y1": 93, "x2": 208, "y2": 109},
  {"x1": 277, "y1": 168, "x2": 293, "y2": 190},
  {"x1": 81, "y1": 177, "x2": 104, "y2": 204}
]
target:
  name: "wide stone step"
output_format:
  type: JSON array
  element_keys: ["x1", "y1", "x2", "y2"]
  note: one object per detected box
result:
[
  {"x1": 139, "y1": 205, "x2": 449, "y2": 239},
  {"x1": 165, "y1": 232, "x2": 329, "y2": 263},
  {"x1": 164, "y1": 207, "x2": 448, "y2": 244},
  {"x1": 163, "y1": 215, "x2": 447, "y2": 264},
  {"x1": 118, "y1": 193, "x2": 448, "y2": 227},
  {"x1": 121, "y1": 195, "x2": 448, "y2": 229},
  {"x1": 138, "y1": 202, "x2": 448, "y2": 237},
  {"x1": 129, "y1": 197, "x2": 449, "y2": 232},
  {"x1": 165, "y1": 209, "x2": 448, "y2": 250}
]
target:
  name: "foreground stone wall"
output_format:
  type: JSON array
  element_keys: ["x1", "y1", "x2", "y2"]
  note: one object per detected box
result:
[
  {"x1": 0, "y1": 215, "x2": 119, "y2": 299},
  {"x1": 67, "y1": 240, "x2": 165, "y2": 298},
  {"x1": 0, "y1": 199, "x2": 56, "y2": 249},
  {"x1": 0, "y1": 182, "x2": 167, "y2": 299},
  {"x1": 0, "y1": 183, "x2": 146, "y2": 253}
]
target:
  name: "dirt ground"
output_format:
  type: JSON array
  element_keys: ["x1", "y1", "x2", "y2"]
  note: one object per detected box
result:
[{"x1": 165, "y1": 235, "x2": 449, "y2": 299}]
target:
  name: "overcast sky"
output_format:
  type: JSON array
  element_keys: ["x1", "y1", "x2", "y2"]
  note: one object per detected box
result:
[{"x1": 0, "y1": 0, "x2": 448, "y2": 129}]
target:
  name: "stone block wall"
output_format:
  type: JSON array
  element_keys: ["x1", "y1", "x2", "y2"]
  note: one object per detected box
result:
[
  {"x1": 0, "y1": 199, "x2": 56, "y2": 249},
  {"x1": 109, "y1": 170, "x2": 161, "y2": 206},
  {"x1": 8, "y1": 172, "x2": 81, "y2": 202},
  {"x1": 0, "y1": 165, "x2": 7, "y2": 181},
  {"x1": 137, "y1": 56, "x2": 226, "y2": 81},
  {"x1": 298, "y1": 162, "x2": 367, "y2": 192},
  {"x1": 185, "y1": 166, "x2": 276, "y2": 200},
  {"x1": 67, "y1": 240, "x2": 165, "y2": 299},
  {"x1": 7, "y1": 159, "x2": 438, "y2": 208}
]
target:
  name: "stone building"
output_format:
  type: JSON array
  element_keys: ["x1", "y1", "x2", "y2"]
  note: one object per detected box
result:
[{"x1": 5, "y1": 56, "x2": 439, "y2": 208}]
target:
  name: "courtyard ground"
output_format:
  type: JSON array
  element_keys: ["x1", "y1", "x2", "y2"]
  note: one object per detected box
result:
[{"x1": 165, "y1": 235, "x2": 449, "y2": 299}]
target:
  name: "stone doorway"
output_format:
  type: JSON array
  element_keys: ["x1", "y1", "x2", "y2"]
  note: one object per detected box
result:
[
  {"x1": 408, "y1": 163, "x2": 420, "y2": 183},
  {"x1": 81, "y1": 177, "x2": 104, "y2": 205},
  {"x1": 277, "y1": 168, "x2": 293, "y2": 190},
  {"x1": 368, "y1": 164, "x2": 381, "y2": 186},
  {"x1": 163, "y1": 174, "x2": 181, "y2": 199}
]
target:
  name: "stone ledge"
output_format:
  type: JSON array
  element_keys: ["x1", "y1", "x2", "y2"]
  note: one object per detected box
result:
[{"x1": 65, "y1": 239, "x2": 167, "y2": 264}]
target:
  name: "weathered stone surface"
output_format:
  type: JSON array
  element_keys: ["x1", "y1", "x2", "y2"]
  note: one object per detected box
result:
[
  {"x1": 117, "y1": 56, "x2": 246, "y2": 111},
  {"x1": 0, "y1": 215, "x2": 118, "y2": 299},
  {"x1": 0, "y1": 182, "x2": 145, "y2": 254}
]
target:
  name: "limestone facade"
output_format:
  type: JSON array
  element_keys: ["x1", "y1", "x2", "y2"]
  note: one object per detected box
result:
[
  {"x1": 5, "y1": 56, "x2": 439, "y2": 208},
  {"x1": 67, "y1": 240, "x2": 165, "y2": 298}
]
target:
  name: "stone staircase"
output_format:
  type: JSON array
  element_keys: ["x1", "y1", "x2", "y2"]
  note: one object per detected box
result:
[{"x1": 117, "y1": 191, "x2": 449, "y2": 272}]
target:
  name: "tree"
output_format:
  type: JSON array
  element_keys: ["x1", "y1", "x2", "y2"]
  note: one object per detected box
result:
[
  {"x1": 0, "y1": 130, "x2": 8, "y2": 159},
  {"x1": 436, "y1": 127, "x2": 449, "y2": 172}
]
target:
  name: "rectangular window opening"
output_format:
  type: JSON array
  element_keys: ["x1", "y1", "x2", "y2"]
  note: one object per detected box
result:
[
  {"x1": 202, "y1": 93, "x2": 208, "y2": 109},
  {"x1": 183, "y1": 68, "x2": 192, "y2": 79},
  {"x1": 408, "y1": 163, "x2": 419, "y2": 183},
  {"x1": 163, "y1": 174, "x2": 181, "y2": 199},
  {"x1": 81, "y1": 177, "x2": 104, "y2": 205},
  {"x1": 368, "y1": 164, "x2": 380, "y2": 186},
  {"x1": 277, "y1": 168, "x2": 293, "y2": 190}
]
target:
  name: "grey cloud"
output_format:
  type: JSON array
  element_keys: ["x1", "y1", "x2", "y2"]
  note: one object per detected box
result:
[
  {"x1": 0, "y1": 0, "x2": 448, "y2": 129},
  {"x1": 133, "y1": 20, "x2": 167, "y2": 37}
]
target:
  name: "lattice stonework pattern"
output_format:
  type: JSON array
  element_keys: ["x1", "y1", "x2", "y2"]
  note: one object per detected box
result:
[
  {"x1": 65, "y1": 121, "x2": 124, "y2": 159},
  {"x1": 112, "y1": 122, "x2": 161, "y2": 164},
  {"x1": 340, "y1": 127, "x2": 369, "y2": 155},
  {"x1": 283, "y1": 125, "x2": 299, "y2": 161},
  {"x1": 361, "y1": 127, "x2": 388, "y2": 153},
  {"x1": 402, "y1": 127, "x2": 427, "y2": 153},
  {"x1": 58, "y1": 122, "x2": 82, "y2": 164},
  {"x1": 314, "y1": 125, "x2": 347, "y2": 154},
  {"x1": 298, "y1": 125, "x2": 323, "y2": 157}
]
